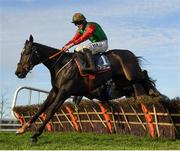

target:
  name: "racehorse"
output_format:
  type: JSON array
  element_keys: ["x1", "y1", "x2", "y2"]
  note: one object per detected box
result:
[{"x1": 15, "y1": 35, "x2": 159, "y2": 142}]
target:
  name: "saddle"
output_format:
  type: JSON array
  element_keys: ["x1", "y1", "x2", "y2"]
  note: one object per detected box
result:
[
  {"x1": 74, "y1": 52, "x2": 111, "y2": 76},
  {"x1": 74, "y1": 52, "x2": 112, "y2": 91}
]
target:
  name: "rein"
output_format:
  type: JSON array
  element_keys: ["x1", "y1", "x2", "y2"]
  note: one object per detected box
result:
[
  {"x1": 48, "y1": 51, "x2": 62, "y2": 59},
  {"x1": 41, "y1": 50, "x2": 63, "y2": 64},
  {"x1": 34, "y1": 46, "x2": 74, "y2": 78},
  {"x1": 55, "y1": 59, "x2": 73, "y2": 79},
  {"x1": 32, "y1": 46, "x2": 65, "y2": 66},
  {"x1": 30, "y1": 45, "x2": 72, "y2": 77},
  {"x1": 39, "y1": 49, "x2": 67, "y2": 70}
]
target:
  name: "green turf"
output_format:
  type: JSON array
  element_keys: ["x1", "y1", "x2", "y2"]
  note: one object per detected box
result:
[{"x1": 0, "y1": 131, "x2": 180, "y2": 150}]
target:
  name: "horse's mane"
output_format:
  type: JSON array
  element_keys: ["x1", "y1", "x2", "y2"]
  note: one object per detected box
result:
[
  {"x1": 34, "y1": 42, "x2": 74, "y2": 55},
  {"x1": 34, "y1": 42, "x2": 59, "y2": 52}
]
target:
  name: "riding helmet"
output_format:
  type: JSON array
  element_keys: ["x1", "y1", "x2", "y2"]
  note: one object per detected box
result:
[{"x1": 72, "y1": 13, "x2": 86, "y2": 23}]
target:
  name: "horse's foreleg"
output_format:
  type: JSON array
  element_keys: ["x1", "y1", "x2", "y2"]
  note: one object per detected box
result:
[
  {"x1": 31, "y1": 89, "x2": 69, "y2": 142},
  {"x1": 73, "y1": 96, "x2": 83, "y2": 106},
  {"x1": 29, "y1": 88, "x2": 57, "y2": 124},
  {"x1": 16, "y1": 88, "x2": 57, "y2": 134}
]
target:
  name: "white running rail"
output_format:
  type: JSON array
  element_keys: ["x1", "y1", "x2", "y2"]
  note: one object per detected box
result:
[{"x1": 12, "y1": 86, "x2": 49, "y2": 119}]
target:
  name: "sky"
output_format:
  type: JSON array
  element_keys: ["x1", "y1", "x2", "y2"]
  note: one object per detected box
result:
[{"x1": 0, "y1": 0, "x2": 180, "y2": 117}]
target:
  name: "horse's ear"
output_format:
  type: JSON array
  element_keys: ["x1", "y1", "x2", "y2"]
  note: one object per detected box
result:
[
  {"x1": 29, "y1": 35, "x2": 34, "y2": 43},
  {"x1": 25, "y1": 40, "x2": 28, "y2": 44}
]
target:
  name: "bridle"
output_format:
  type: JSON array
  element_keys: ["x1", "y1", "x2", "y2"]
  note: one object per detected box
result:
[
  {"x1": 28, "y1": 46, "x2": 72, "y2": 80},
  {"x1": 28, "y1": 46, "x2": 40, "y2": 70},
  {"x1": 27, "y1": 45, "x2": 65, "y2": 71}
]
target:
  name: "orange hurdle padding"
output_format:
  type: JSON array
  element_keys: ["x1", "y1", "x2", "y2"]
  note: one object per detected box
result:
[
  {"x1": 98, "y1": 102, "x2": 113, "y2": 133},
  {"x1": 65, "y1": 106, "x2": 79, "y2": 131},
  {"x1": 14, "y1": 112, "x2": 26, "y2": 125},
  {"x1": 40, "y1": 112, "x2": 53, "y2": 132},
  {"x1": 141, "y1": 103, "x2": 155, "y2": 137}
]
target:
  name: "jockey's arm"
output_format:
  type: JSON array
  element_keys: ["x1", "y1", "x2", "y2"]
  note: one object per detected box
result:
[
  {"x1": 61, "y1": 24, "x2": 95, "y2": 52},
  {"x1": 61, "y1": 31, "x2": 81, "y2": 51},
  {"x1": 65, "y1": 31, "x2": 81, "y2": 46},
  {"x1": 74, "y1": 24, "x2": 95, "y2": 45}
]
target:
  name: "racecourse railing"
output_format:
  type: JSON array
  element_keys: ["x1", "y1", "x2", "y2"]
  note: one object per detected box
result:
[
  {"x1": 0, "y1": 119, "x2": 21, "y2": 131},
  {"x1": 0, "y1": 86, "x2": 50, "y2": 132},
  {"x1": 12, "y1": 86, "x2": 50, "y2": 119}
]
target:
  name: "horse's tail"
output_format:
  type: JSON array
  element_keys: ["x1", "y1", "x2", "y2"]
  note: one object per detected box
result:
[
  {"x1": 136, "y1": 56, "x2": 151, "y2": 67},
  {"x1": 135, "y1": 57, "x2": 154, "y2": 86},
  {"x1": 135, "y1": 56, "x2": 160, "y2": 96}
]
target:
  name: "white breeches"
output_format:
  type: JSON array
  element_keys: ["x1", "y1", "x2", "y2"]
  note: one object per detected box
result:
[{"x1": 75, "y1": 40, "x2": 108, "y2": 55}]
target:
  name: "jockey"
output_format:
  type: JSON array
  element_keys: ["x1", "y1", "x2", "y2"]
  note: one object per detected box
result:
[{"x1": 61, "y1": 13, "x2": 108, "y2": 74}]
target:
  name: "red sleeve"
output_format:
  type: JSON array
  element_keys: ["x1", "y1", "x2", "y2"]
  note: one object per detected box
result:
[
  {"x1": 65, "y1": 31, "x2": 81, "y2": 46},
  {"x1": 74, "y1": 24, "x2": 95, "y2": 45}
]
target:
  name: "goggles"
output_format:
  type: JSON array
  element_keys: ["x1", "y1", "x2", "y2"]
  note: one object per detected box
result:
[{"x1": 73, "y1": 21, "x2": 83, "y2": 26}]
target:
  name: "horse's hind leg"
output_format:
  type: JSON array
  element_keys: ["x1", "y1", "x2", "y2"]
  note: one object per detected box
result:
[
  {"x1": 132, "y1": 83, "x2": 146, "y2": 97},
  {"x1": 126, "y1": 68, "x2": 146, "y2": 98},
  {"x1": 142, "y1": 70, "x2": 160, "y2": 96},
  {"x1": 73, "y1": 96, "x2": 83, "y2": 110},
  {"x1": 113, "y1": 53, "x2": 146, "y2": 98}
]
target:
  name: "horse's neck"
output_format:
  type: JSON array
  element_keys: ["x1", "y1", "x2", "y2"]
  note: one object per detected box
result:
[
  {"x1": 34, "y1": 42, "x2": 73, "y2": 72},
  {"x1": 34, "y1": 42, "x2": 58, "y2": 57}
]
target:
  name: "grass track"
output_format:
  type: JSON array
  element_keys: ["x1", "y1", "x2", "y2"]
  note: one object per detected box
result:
[{"x1": 0, "y1": 132, "x2": 180, "y2": 150}]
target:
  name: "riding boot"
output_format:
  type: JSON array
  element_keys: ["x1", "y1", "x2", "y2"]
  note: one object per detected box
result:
[{"x1": 82, "y1": 48, "x2": 96, "y2": 74}]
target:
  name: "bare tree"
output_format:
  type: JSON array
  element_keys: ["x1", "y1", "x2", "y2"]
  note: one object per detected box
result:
[{"x1": 0, "y1": 93, "x2": 10, "y2": 119}]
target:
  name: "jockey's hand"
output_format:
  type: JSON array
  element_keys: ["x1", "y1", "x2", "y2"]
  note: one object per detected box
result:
[
  {"x1": 61, "y1": 46, "x2": 68, "y2": 52},
  {"x1": 61, "y1": 43, "x2": 74, "y2": 52}
]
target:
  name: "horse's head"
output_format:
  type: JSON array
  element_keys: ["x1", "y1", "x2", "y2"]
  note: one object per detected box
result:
[{"x1": 15, "y1": 35, "x2": 40, "y2": 78}]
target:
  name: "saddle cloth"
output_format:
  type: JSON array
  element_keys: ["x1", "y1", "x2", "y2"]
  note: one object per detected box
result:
[
  {"x1": 74, "y1": 52, "x2": 111, "y2": 75},
  {"x1": 93, "y1": 53, "x2": 111, "y2": 71}
]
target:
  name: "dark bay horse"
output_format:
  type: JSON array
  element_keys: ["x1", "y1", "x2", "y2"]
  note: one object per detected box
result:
[{"x1": 15, "y1": 35, "x2": 158, "y2": 142}]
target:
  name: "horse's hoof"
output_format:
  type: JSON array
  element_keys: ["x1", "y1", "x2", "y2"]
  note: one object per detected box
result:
[
  {"x1": 16, "y1": 123, "x2": 30, "y2": 135},
  {"x1": 16, "y1": 128, "x2": 25, "y2": 135},
  {"x1": 30, "y1": 137, "x2": 38, "y2": 145}
]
